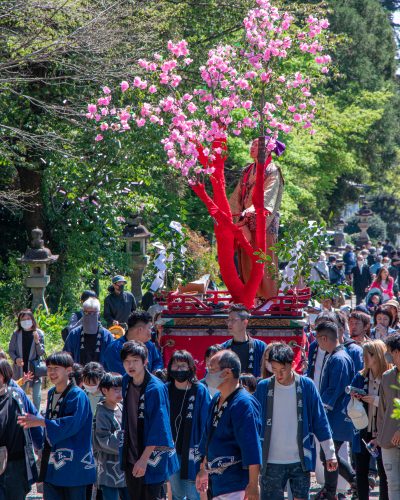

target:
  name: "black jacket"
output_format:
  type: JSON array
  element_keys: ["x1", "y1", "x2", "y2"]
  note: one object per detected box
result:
[
  {"x1": 352, "y1": 265, "x2": 372, "y2": 295},
  {"x1": 104, "y1": 290, "x2": 136, "y2": 326}
]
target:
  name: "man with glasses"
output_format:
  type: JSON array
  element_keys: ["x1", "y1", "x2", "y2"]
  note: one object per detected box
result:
[{"x1": 221, "y1": 304, "x2": 266, "y2": 377}]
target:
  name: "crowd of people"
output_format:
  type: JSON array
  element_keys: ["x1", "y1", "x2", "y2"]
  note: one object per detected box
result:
[{"x1": 0, "y1": 274, "x2": 400, "y2": 500}]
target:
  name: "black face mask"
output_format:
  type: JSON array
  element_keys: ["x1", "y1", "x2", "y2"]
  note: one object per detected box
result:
[
  {"x1": 115, "y1": 284, "x2": 124, "y2": 292},
  {"x1": 170, "y1": 370, "x2": 191, "y2": 383}
]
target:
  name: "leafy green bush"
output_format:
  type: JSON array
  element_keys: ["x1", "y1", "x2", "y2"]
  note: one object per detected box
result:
[
  {"x1": 0, "y1": 254, "x2": 29, "y2": 320},
  {"x1": 34, "y1": 306, "x2": 68, "y2": 354}
]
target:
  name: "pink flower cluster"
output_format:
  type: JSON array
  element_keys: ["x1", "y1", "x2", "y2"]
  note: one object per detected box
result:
[{"x1": 87, "y1": 0, "x2": 331, "y2": 179}]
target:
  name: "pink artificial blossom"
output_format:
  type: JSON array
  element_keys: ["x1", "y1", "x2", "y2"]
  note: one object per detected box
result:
[
  {"x1": 88, "y1": 104, "x2": 97, "y2": 113},
  {"x1": 102, "y1": 86, "x2": 111, "y2": 94},
  {"x1": 120, "y1": 81, "x2": 129, "y2": 92},
  {"x1": 95, "y1": 134, "x2": 103, "y2": 141}
]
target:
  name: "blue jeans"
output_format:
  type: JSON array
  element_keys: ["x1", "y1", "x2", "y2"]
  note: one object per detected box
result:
[
  {"x1": 22, "y1": 378, "x2": 42, "y2": 410},
  {"x1": 101, "y1": 485, "x2": 130, "y2": 500},
  {"x1": 169, "y1": 455, "x2": 199, "y2": 500},
  {"x1": 0, "y1": 459, "x2": 30, "y2": 500},
  {"x1": 43, "y1": 483, "x2": 87, "y2": 500},
  {"x1": 261, "y1": 462, "x2": 310, "y2": 500}
]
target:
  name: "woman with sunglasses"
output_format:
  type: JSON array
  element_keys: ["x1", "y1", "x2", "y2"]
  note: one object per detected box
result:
[{"x1": 349, "y1": 340, "x2": 391, "y2": 499}]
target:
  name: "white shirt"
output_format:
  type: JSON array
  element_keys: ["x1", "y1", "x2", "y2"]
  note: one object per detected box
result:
[
  {"x1": 313, "y1": 346, "x2": 328, "y2": 391},
  {"x1": 367, "y1": 373, "x2": 380, "y2": 433},
  {"x1": 268, "y1": 380, "x2": 300, "y2": 464}
]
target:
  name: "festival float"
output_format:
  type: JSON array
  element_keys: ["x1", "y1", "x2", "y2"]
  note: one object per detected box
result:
[{"x1": 88, "y1": 0, "x2": 332, "y2": 375}]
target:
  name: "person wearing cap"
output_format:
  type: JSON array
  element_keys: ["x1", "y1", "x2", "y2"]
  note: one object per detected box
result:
[
  {"x1": 104, "y1": 275, "x2": 137, "y2": 328},
  {"x1": 229, "y1": 136, "x2": 285, "y2": 299},
  {"x1": 382, "y1": 299, "x2": 400, "y2": 329},
  {"x1": 352, "y1": 254, "x2": 372, "y2": 306},
  {"x1": 329, "y1": 258, "x2": 346, "y2": 286}
]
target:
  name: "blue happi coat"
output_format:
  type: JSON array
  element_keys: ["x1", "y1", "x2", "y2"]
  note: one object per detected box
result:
[
  {"x1": 320, "y1": 346, "x2": 355, "y2": 442},
  {"x1": 120, "y1": 371, "x2": 179, "y2": 484},
  {"x1": 199, "y1": 387, "x2": 262, "y2": 497},
  {"x1": 104, "y1": 336, "x2": 163, "y2": 375},
  {"x1": 44, "y1": 385, "x2": 96, "y2": 486},
  {"x1": 344, "y1": 339, "x2": 364, "y2": 373},
  {"x1": 220, "y1": 338, "x2": 266, "y2": 377},
  {"x1": 64, "y1": 325, "x2": 114, "y2": 366},
  {"x1": 306, "y1": 339, "x2": 319, "y2": 379},
  {"x1": 254, "y1": 374, "x2": 332, "y2": 472},
  {"x1": 8, "y1": 385, "x2": 43, "y2": 485},
  {"x1": 166, "y1": 381, "x2": 211, "y2": 481}
]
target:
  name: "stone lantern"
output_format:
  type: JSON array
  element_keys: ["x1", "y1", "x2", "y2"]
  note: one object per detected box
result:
[
  {"x1": 333, "y1": 218, "x2": 346, "y2": 250},
  {"x1": 18, "y1": 228, "x2": 59, "y2": 312},
  {"x1": 122, "y1": 216, "x2": 151, "y2": 303},
  {"x1": 356, "y1": 204, "x2": 374, "y2": 247}
]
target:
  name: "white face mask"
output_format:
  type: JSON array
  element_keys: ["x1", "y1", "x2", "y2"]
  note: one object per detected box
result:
[
  {"x1": 83, "y1": 384, "x2": 99, "y2": 394},
  {"x1": 20, "y1": 319, "x2": 33, "y2": 330},
  {"x1": 265, "y1": 361, "x2": 273, "y2": 373}
]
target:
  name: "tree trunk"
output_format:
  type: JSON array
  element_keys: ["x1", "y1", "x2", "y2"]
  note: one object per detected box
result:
[{"x1": 16, "y1": 166, "x2": 45, "y2": 236}]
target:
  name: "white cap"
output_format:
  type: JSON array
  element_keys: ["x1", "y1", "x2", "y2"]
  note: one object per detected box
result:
[{"x1": 347, "y1": 400, "x2": 368, "y2": 430}]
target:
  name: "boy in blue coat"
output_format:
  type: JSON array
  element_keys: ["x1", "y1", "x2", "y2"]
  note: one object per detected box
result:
[
  {"x1": 221, "y1": 304, "x2": 266, "y2": 377},
  {"x1": 314, "y1": 321, "x2": 356, "y2": 500},
  {"x1": 104, "y1": 311, "x2": 163, "y2": 375},
  {"x1": 18, "y1": 352, "x2": 96, "y2": 500},
  {"x1": 120, "y1": 340, "x2": 178, "y2": 499},
  {"x1": 196, "y1": 350, "x2": 262, "y2": 499},
  {"x1": 255, "y1": 343, "x2": 337, "y2": 500}
]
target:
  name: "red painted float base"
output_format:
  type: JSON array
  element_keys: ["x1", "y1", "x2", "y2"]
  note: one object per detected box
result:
[{"x1": 160, "y1": 313, "x2": 307, "y2": 378}]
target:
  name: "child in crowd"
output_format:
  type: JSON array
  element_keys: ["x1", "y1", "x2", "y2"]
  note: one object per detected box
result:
[
  {"x1": 82, "y1": 361, "x2": 104, "y2": 415},
  {"x1": 70, "y1": 363, "x2": 84, "y2": 388},
  {"x1": 18, "y1": 351, "x2": 96, "y2": 500},
  {"x1": 94, "y1": 373, "x2": 129, "y2": 500},
  {"x1": 240, "y1": 372, "x2": 257, "y2": 394}
]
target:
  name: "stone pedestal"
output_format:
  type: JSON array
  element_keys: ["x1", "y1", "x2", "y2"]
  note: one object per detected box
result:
[
  {"x1": 130, "y1": 255, "x2": 149, "y2": 304},
  {"x1": 356, "y1": 206, "x2": 373, "y2": 247},
  {"x1": 122, "y1": 216, "x2": 151, "y2": 304}
]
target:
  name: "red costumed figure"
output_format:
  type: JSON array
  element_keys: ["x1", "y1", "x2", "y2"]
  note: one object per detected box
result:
[
  {"x1": 191, "y1": 136, "x2": 285, "y2": 308},
  {"x1": 229, "y1": 137, "x2": 285, "y2": 299}
]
